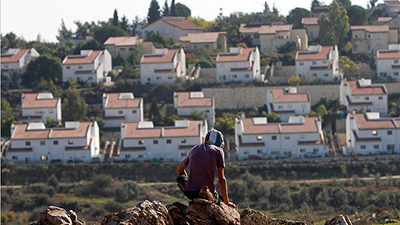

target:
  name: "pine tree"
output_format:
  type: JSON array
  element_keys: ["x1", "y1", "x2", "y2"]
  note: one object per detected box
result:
[
  {"x1": 56, "y1": 19, "x2": 73, "y2": 41},
  {"x1": 147, "y1": 0, "x2": 161, "y2": 23},
  {"x1": 113, "y1": 9, "x2": 119, "y2": 27},
  {"x1": 163, "y1": 0, "x2": 170, "y2": 16},
  {"x1": 264, "y1": 2, "x2": 270, "y2": 14},
  {"x1": 170, "y1": 0, "x2": 176, "y2": 16},
  {"x1": 329, "y1": 1, "x2": 349, "y2": 49},
  {"x1": 311, "y1": 0, "x2": 321, "y2": 11}
]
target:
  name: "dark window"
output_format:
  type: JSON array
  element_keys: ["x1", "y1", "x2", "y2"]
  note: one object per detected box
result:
[
  {"x1": 166, "y1": 139, "x2": 172, "y2": 144},
  {"x1": 272, "y1": 136, "x2": 277, "y2": 140},
  {"x1": 153, "y1": 140, "x2": 158, "y2": 144},
  {"x1": 26, "y1": 141, "x2": 31, "y2": 146}
]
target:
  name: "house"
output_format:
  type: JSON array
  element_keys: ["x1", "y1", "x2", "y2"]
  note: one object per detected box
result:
[
  {"x1": 239, "y1": 21, "x2": 285, "y2": 46},
  {"x1": 7, "y1": 121, "x2": 101, "y2": 163},
  {"x1": 235, "y1": 116, "x2": 325, "y2": 160},
  {"x1": 311, "y1": 5, "x2": 346, "y2": 17},
  {"x1": 62, "y1": 49, "x2": 112, "y2": 83},
  {"x1": 259, "y1": 24, "x2": 308, "y2": 53},
  {"x1": 104, "y1": 36, "x2": 143, "y2": 60},
  {"x1": 351, "y1": 25, "x2": 398, "y2": 54},
  {"x1": 345, "y1": 112, "x2": 400, "y2": 155},
  {"x1": 266, "y1": 87, "x2": 311, "y2": 121},
  {"x1": 119, "y1": 120, "x2": 208, "y2": 162},
  {"x1": 378, "y1": 15, "x2": 400, "y2": 42},
  {"x1": 377, "y1": 44, "x2": 400, "y2": 81},
  {"x1": 377, "y1": 0, "x2": 400, "y2": 17},
  {"x1": 302, "y1": 17, "x2": 321, "y2": 42},
  {"x1": 20, "y1": 93, "x2": 62, "y2": 124},
  {"x1": 102, "y1": 93, "x2": 144, "y2": 128},
  {"x1": 140, "y1": 48, "x2": 186, "y2": 85},
  {"x1": 174, "y1": 92, "x2": 215, "y2": 124},
  {"x1": 1, "y1": 48, "x2": 39, "y2": 82},
  {"x1": 295, "y1": 45, "x2": 341, "y2": 82},
  {"x1": 340, "y1": 79, "x2": 388, "y2": 116},
  {"x1": 179, "y1": 32, "x2": 227, "y2": 52},
  {"x1": 216, "y1": 47, "x2": 262, "y2": 83},
  {"x1": 142, "y1": 17, "x2": 204, "y2": 43}
]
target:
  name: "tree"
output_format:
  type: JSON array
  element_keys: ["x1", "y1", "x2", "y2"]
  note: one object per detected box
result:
[
  {"x1": 261, "y1": 112, "x2": 282, "y2": 122},
  {"x1": 163, "y1": 0, "x2": 170, "y2": 16},
  {"x1": 328, "y1": 1, "x2": 350, "y2": 50},
  {"x1": 170, "y1": 0, "x2": 176, "y2": 16},
  {"x1": 337, "y1": 0, "x2": 351, "y2": 6},
  {"x1": 113, "y1": 9, "x2": 119, "y2": 27},
  {"x1": 47, "y1": 175, "x2": 60, "y2": 191},
  {"x1": 57, "y1": 19, "x2": 73, "y2": 42},
  {"x1": 115, "y1": 181, "x2": 139, "y2": 202},
  {"x1": 1, "y1": 99, "x2": 16, "y2": 137},
  {"x1": 94, "y1": 25, "x2": 128, "y2": 44},
  {"x1": 45, "y1": 117, "x2": 60, "y2": 128},
  {"x1": 264, "y1": 2, "x2": 271, "y2": 14},
  {"x1": 318, "y1": 14, "x2": 332, "y2": 46},
  {"x1": 62, "y1": 86, "x2": 87, "y2": 122},
  {"x1": 286, "y1": 8, "x2": 312, "y2": 29},
  {"x1": 149, "y1": 98, "x2": 161, "y2": 121},
  {"x1": 147, "y1": 0, "x2": 161, "y2": 24},
  {"x1": 175, "y1": 3, "x2": 191, "y2": 18},
  {"x1": 370, "y1": 51, "x2": 377, "y2": 74},
  {"x1": 288, "y1": 75, "x2": 301, "y2": 86},
  {"x1": 277, "y1": 41, "x2": 298, "y2": 53},
  {"x1": 73, "y1": 40, "x2": 104, "y2": 54},
  {"x1": 120, "y1": 16, "x2": 129, "y2": 32},
  {"x1": 74, "y1": 21, "x2": 91, "y2": 39},
  {"x1": 339, "y1": 56, "x2": 359, "y2": 80},
  {"x1": 311, "y1": 0, "x2": 321, "y2": 11},
  {"x1": 214, "y1": 113, "x2": 237, "y2": 136},
  {"x1": 23, "y1": 54, "x2": 63, "y2": 87},
  {"x1": 346, "y1": 5, "x2": 368, "y2": 25},
  {"x1": 272, "y1": 3, "x2": 279, "y2": 15}
]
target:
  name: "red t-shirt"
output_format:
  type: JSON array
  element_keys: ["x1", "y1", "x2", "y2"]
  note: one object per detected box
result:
[{"x1": 183, "y1": 143, "x2": 225, "y2": 192}]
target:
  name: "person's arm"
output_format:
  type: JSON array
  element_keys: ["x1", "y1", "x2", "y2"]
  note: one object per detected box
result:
[
  {"x1": 176, "y1": 162, "x2": 188, "y2": 176},
  {"x1": 217, "y1": 167, "x2": 236, "y2": 208}
]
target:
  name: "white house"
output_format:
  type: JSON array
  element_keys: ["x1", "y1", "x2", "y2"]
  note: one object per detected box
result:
[
  {"x1": 235, "y1": 116, "x2": 325, "y2": 160},
  {"x1": 266, "y1": 87, "x2": 311, "y2": 121},
  {"x1": 216, "y1": 47, "x2": 262, "y2": 83},
  {"x1": 20, "y1": 93, "x2": 62, "y2": 124},
  {"x1": 140, "y1": 48, "x2": 186, "y2": 85},
  {"x1": 7, "y1": 121, "x2": 101, "y2": 163},
  {"x1": 377, "y1": 0, "x2": 400, "y2": 17},
  {"x1": 259, "y1": 24, "x2": 308, "y2": 53},
  {"x1": 174, "y1": 92, "x2": 215, "y2": 124},
  {"x1": 340, "y1": 79, "x2": 388, "y2": 116},
  {"x1": 179, "y1": 32, "x2": 228, "y2": 52},
  {"x1": 377, "y1": 44, "x2": 400, "y2": 81},
  {"x1": 104, "y1": 36, "x2": 143, "y2": 60},
  {"x1": 142, "y1": 17, "x2": 204, "y2": 43},
  {"x1": 345, "y1": 112, "x2": 400, "y2": 155},
  {"x1": 119, "y1": 120, "x2": 208, "y2": 162},
  {"x1": 62, "y1": 49, "x2": 112, "y2": 83},
  {"x1": 102, "y1": 93, "x2": 144, "y2": 128},
  {"x1": 296, "y1": 45, "x2": 341, "y2": 82},
  {"x1": 1, "y1": 48, "x2": 39, "y2": 82}
]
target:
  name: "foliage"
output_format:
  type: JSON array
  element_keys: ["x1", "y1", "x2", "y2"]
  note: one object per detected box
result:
[
  {"x1": 311, "y1": 0, "x2": 321, "y2": 11},
  {"x1": 1, "y1": 32, "x2": 28, "y2": 51},
  {"x1": 57, "y1": 19, "x2": 73, "y2": 42},
  {"x1": 190, "y1": 111, "x2": 208, "y2": 121},
  {"x1": 1, "y1": 99, "x2": 17, "y2": 137},
  {"x1": 162, "y1": 0, "x2": 170, "y2": 17},
  {"x1": 277, "y1": 41, "x2": 298, "y2": 53},
  {"x1": 339, "y1": 56, "x2": 359, "y2": 80},
  {"x1": 261, "y1": 112, "x2": 282, "y2": 122},
  {"x1": 73, "y1": 40, "x2": 104, "y2": 54},
  {"x1": 23, "y1": 54, "x2": 62, "y2": 87},
  {"x1": 93, "y1": 25, "x2": 128, "y2": 44},
  {"x1": 44, "y1": 118, "x2": 61, "y2": 128},
  {"x1": 114, "y1": 181, "x2": 139, "y2": 202},
  {"x1": 288, "y1": 75, "x2": 300, "y2": 86},
  {"x1": 147, "y1": 0, "x2": 161, "y2": 24},
  {"x1": 346, "y1": 5, "x2": 368, "y2": 25},
  {"x1": 175, "y1": 3, "x2": 191, "y2": 18},
  {"x1": 35, "y1": 80, "x2": 61, "y2": 97},
  {"x1": 145, "y1": 31, "x2": 176, "y2": 48},
  {"x1": 170, "y1": 0, "x2": 176, "y2": 16},
  {"x1": 370, "y1": 51, "x2": 377, "y2": 75},
  {"x1": 312, "y1": 77, "x2": 324, "y2": 85},
  {"x1": 214, "y1": 113, "x2": 237, "y2": 136},
  {"x1": 113, "y1": 9, "x2": 119, "y2": 27},
  {"x1": 186, "y1": 16, "x2": 217, "y2": 30},
  {"x1": 389, "y1": 94, "x2": 400, "y2": 117},
  {"x1": 62, "y1": 86, "x2": 87, "y2": 122},
  {"x1": 286, "y1": 8, "x2": 312, "y2": 29}
]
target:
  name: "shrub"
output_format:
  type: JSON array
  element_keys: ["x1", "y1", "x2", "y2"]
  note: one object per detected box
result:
[
  {"x1": 29, "y1": 206, "x2": 47, "y2": 222},
  {"x1": 105, "y1": 200, "x2": 125, "y2": 213},
  {"x1": 288, "y1": 75, "x2": 300, "y2": 86},
  {"x1": 114, "y1": 180, "x2": 139, "y2": 202},
  {"x1": 45, "y1": 186, "x2": 56, "y2": 197},
  {"x1": 47, "y1": 175, "x2": 59, "y2": 191}
]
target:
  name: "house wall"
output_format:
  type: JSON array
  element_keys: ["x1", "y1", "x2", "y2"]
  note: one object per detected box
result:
[
  {"x1": 21, "y1": 107, "x2": 59, "y2": 123},
  {"x1": 291, "y1": 29, "x2": 308, "y2": 50},
  {"x1": 143, "y1": 21, "x2": 203, "y2": 43},
  {"x1": 377, "y1": 58, "x2": 400, "y2": 80},
  {"x1": 352, "y1": 30, "x2": 389, "y2": 54},
  {"x1": 176, "y1": 106, "x2": 215, "y2": 124},
  {"x1": 305, "y1": 25, "x2": 320, "y2": 41}
]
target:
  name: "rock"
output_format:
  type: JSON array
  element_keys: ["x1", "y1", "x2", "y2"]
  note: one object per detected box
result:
[
  {"x1": 31, "y1": 206, "x2": 84, "y2": 225},
  {"x1": 101, "y1": 200, "x2": 174, "y2": 225},
  {"x1": 198, "y1": 185, "x2": 217, "y2": 203},
  {"x1": 240, "y1": 208, "x2": 306, "y2": 225},
  {"x1": 325, "y1": 215, "x2": 352, "y2": 225}
]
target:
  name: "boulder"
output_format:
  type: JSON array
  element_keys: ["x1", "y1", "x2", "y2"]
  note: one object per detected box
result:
[
  {"x1": 101, "y1": 200, "x2": 174, "y2": 225},
  {"x1": 30, "y1": 206, "x2": 84, "y2": 225},
  {"x1": 240, "y1": 208, "x2": 306, "y2": 225},
  {"x1": 325, "y1": 215, "x2": 352, "y2": 225}
]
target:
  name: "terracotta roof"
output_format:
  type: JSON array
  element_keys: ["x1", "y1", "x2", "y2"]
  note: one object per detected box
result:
[
  {"x1": 179, "y1": 32, "x2": 226, "y2": 43},
  {"x1": 351, "y1": 25, "x2": 389, "y2": 33},
  {"x1": 104, "y1": 36, "x2": 140, "y2": 46},
  {"x1": 21, "y1": 93, "x2": 59, "y2": 109},
  {"x1": 377, "y1": 49, "x2": 400, "y2": 59},
  {"x1": 269, "y1": 88, "x2": 309, "y2": 103},
  {"x1": 217, "y1": 48, "x2": 254, "y2": 62},
  {"x1": 296, "y1": 46, "x2": 333, "y2": 61},
  {"x1": 239, "y1": 117, "x2": 320, "y2": 134},
  {"x1": 394, "y1": 119, "x2": 400, "y2": 127},
  {"x1": 175, "y1": 92, "x2": 212, "y2": 107},
  {"x1": 1, "y1": 49, "x2": 29, "y2": 63},
  {"x1": 259, "y1": 25, "x2": 292, "y2": 34},
  {"x1": 163, "y1": 121, "x2": 203, "y2": 137},
  {"x1": 123, "y1": 123, "x2": 162, "y2": 138},
  {"x1": 163, "y1": 20, "x2": 204, "y2": 30},
  {"x1": 280, "y1": 117, "x2": 319, "y2": 133},
  {"x1": 141, "y1": 49, "x2": 179, "y2": 63},
  {"x1": 384, "y1": 0, "x2": 400, "y2": 5},
  {"x1": 63, "y1": 50, "x2": 103, "y2": 64},
  {"x1": 346, "y1": 81, "x2": 386, "y2": 95},
  {"x1": 11, "y1": 122, "x2": 93, "y2": 140},
  {"x1": 239, "y1": 23, "x2": 261, "y2": 34},
  {"x1": 302, "y1": 17, "x2": 320, "y2": 25},
  {"x1": 240, "y1": 118, "x2": 280, "y2": 134},
  {"x1": 103, "y1": 93, "x2": 141, "y2": 109},
  {"x1": 378, "y1": 17, "x2": 393, "y2": 23},
  {"x1": 352, "y1": 113, "x2": 396, "y2": 129}
]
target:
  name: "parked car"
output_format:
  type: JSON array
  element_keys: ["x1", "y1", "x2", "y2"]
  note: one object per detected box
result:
[{"x1": 246, "y1": 155, "x2": 261, "y2": 160}]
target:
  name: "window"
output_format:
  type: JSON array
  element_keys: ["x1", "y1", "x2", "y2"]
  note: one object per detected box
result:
[
  {"x1": 181, "y1": 152, "x2": 187, "y2": 157},
  {"x1": 365, "y1": 97, "x2": 370, "y2": 100},
  {"x1": 394, "y1": 72, "x2": 399, "y2": 76},
  {"x1": 388, "y1": 130, "x2": 393, "y2": 135},
  {"x1": 394, "y1": 60, "x2": 399, "y2": 64},
  {"x1": 368, "y1": 45, "x2": 371, "y2": 52},
  {"x1": 324, "y1": 74, "x2": 329, "y2": 77},
  {"x1": 147, "y1": 78, "x2": 151, "y2": 81},
  {"x1": 257, "y1": 136, "x2": 262, "y2": 140},
  {"x1": 118, "y1": 110, "x2": 123, "y2": 114},
  {"x1": 312, "y1": 73, "x2": 317, "y2": 77},
  {"x1": 68, "y1": 140, "x2": 74, "y2": 145},
  {"x1": 12, "y1": 156, "x2": 18, "y2": 160},
  {"x1": 78, "y1": 66, "x2": 83, "y2": 69},
  {"x1": 299, "y1": 62, "x2": 304, "y2": 66},
  {"x1": 181, "y1": 139, "x2": 186, "y2": 143},
  {"x1": 40, "y1": 155, "x2": 48, "y2": 161},
  {"x1": 387, "y1": 145, "x2": 395, "y2": 150},
  {"x1": 129, "y1": 48, "x2": 134, "y2": 51},
  {"x1": 312, "y1": 61, "x2": 317, "y2": 65},
  {"x1": 376, "y1": 33, "x2": 382, "y2": 38},
  {"x1": 156, "y1": 76, "x2": 161, "y2": 80},
  {"x1": 379, "y1": 96, "x2": 383, "y2": 100},
  {"x1": 26, "y1": 141, "x2": 31, "y2": 146},
  {"x1": 205, "y1": 110, "x2": 210, "y2": 113},
  {"x1": 278, "y1": 105, "x2": 283, "y2": 109},
  {"x1": 132, "y1": 110, "x2": 137, "y2": 114},
  {"x1": 244, "y1": 151, "x2": 249, "y2": 155},
  {"x1": 153, "y1": 140, "x2": 158, "y2": 144},
  {"x1": 168, "y1": 77, "x2": 173, "y2": 79},
  {"x1": 49, "y1": 109, "x2": 54, "y2": 114},
  {"x1": 372, "y1": 130, "x2": 378, "y2": 136},
  {"x1": 257, "y1": 149, "x2": 263, "y2": 154},
  {"x1": 166, "y1": 139, "x2": 171, "y2": 144},
  {"x1": 300, "y1": 149, "x2": 306, "y2": 153},
  {"x1": 354, "y1": 34, "x2": 359, "y2": 38},
  {"x1": 323, "y1": 61, "x2": 327, "y2": 64},
  {"x1": 313, "y1": 148, "x2": 319, "y2": 152},
  {"x1": 138, "y1": 140, "x2": 144, "y2": 145},
  {"x1": 353, "y1": 44, "x2": 358, "y2": 51},
  {"x1": 272, "y1": 136, "x2": 277, "y2": 140},
  {"x1": 233, "y1": 75, "x2": 237, "y2": 78},
  {"x1": 138, "y1": 155, "x2": 144, "y2": 158},
  {"x1": 374, "y1": 145, "x2": 379, "y2": 149},
  {"x1": 125, "y1": 154, "x2": 131, "y2": 159},
  {"x1": 53, "y1": 140, "x2": 58, "y2": 145},
  {"x1": 285, "y1": 136, "x2": 290, "y2": 140},
  {"x1": 361, "y1": 145, "x2": 366, "y2": 149},
  {"x1": 66, "y1": 66, "x2": 70, "y2": 70},
  {"x1": 120, "y1": 48, "x2": 126, "y2": 50},
  {"x1": 380, "y1": 73, "x2": 388, "y2": 77},
  {"x1": 40, "y1": 141, "x2": 46, "y2": 146},
  {"x1": 245, "y1": 74, "x2": 250, "y2": 78},
  {"x1": 88, "y1": 77, "x2": 93, "y2": 80}
]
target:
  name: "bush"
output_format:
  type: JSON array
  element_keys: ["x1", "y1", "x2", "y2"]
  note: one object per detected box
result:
[
  {"x1": 288, "y1": 75, "x2": 300, "y2": 86},
  {"x1": 35, "y1": 194, "x2": 53, "y2": 207},
  {"x1": 47, "y1": 175, "x2": 59, "y2": 191},
  {"x1": 45, "y1": 186, "x2": 56, "y2": 197},
  {"x1": 29, "y1": 206, "x2": 47, "y2": 222},
  {"x1": 114, "y1": 180, "x2": 139, "y2": 202},
  {"x1": 105, "y1": 200, "x2": 125, "y2": 213}
]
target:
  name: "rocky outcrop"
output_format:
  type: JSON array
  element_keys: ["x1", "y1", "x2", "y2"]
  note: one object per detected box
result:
[
  {"x1": 325, "y1": 215, "x2": 352, "y2": 225},
  {"x1": 240, "y1": 208, "x2": 306, "y2": 225},
  {"x1": 29, "y1": 206, "x2": 85, "y2": 225}
]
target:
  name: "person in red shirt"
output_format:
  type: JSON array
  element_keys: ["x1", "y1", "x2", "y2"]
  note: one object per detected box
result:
[{"x1": 176, "y1": 129, "x2": 235, "y2": 208}]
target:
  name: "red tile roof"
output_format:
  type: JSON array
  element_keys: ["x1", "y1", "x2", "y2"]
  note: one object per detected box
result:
[
  {"x1": 259, "y1": 25, "x2": 292, "y2": 34},
  {"x1": 217, "y1": 48, "x2": 254, "y2": 62},
  {"x1": 385, "y1": 0, "x2": 400, "y2": 5},
  {"x1": 345, "y1": 81, "x2": 386, "y2": 95},
  {"x1": 280, "y1": 117, "x2": 319, "y2": 133},
  {"x1": 377, "y1": 49, "x2": 400, "y2": 59},
  {"x1": 163, "y1": 19, "x2": 204, "y2": 30},
  {"x1": 1, "y1": 49, "x2": 29, "y2": 63},
  {"x1": 239, "y1": 117, "x2": 320, "y2": 134},
  {"x1": 296, "y1": 46, "x2": 333, "y2": 61},
  {"x1": 269, "y1": 88, "x2": 309, "y2": 103},
  {"x1": 352, "y1": 113, "x2": 396, "y2": 129},
  {"x1": 103, "y1": 93, "x2": 141, "y2": 109},
  {"x1": 179, "y1": 32, "x2": 226, "y2": 43},
  {"x1": 351, "y1": 25, "x2": 389, "y2": 33},
  {"x1": 378, "y1": 17, "x2": 393, "y2": 23},
  {"x1": 239, "y1": 24, "x2": 262, "y2": 34},
  {"x1": 240, "y1": 118, "x2": 280, "y2": 134},
  {"x1": 175, "y1": 92, "x2": 212, "y2": 107},
  {"x1": 63, "y1": 50, "x2": 103, "y2": 64},
  {"x1": 141, "y1": 49, "x2": 179, "y2": 63},
  {"x1": 163, "y1": 121, "x2": 203, "y2": 137},
  {"x1": 21, "y1": 93, "x2": 59, "y2": 109},
  {"x1": 104, "y1": 36, "x2": 140, "y2": 46},
  {"x1": 302, "y1": 17, "x2": 320, "y2": 25}
]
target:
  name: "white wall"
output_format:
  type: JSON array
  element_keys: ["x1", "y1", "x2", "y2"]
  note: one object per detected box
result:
[{"x1": 377, "y1": 58, "x2": 400, "y2": 80}]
